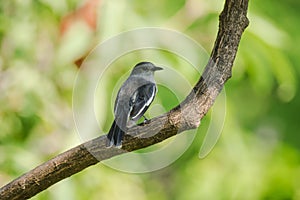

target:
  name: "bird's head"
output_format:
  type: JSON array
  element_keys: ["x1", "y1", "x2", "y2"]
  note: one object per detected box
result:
[{"x1": 131, "y1": 62, "x2": 163, "y2": 76}]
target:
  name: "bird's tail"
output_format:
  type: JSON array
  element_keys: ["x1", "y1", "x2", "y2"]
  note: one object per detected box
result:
[{"x1": 106, "y1": 120, "x2": 125, "y2": 148}]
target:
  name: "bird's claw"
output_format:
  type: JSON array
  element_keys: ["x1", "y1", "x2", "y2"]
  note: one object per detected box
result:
[{"x1": 142, "y1": 115, "x2": 150, "y2": 124}]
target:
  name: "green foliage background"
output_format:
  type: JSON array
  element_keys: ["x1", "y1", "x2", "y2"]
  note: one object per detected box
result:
[{"x1": 1, "y1": 0, "x2": 300, "y2": 199}]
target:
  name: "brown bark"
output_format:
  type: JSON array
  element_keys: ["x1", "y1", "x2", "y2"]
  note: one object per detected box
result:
[{"x1": 0, "y1": 0, "x2": 249, "y2": 199}]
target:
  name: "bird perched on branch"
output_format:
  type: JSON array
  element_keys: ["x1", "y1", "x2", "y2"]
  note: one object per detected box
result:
[{"x1": 106, "y1": 62, "x2": 163, "y2": 148}]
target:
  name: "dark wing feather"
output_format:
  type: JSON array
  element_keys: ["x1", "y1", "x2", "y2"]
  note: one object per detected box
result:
[{"x1": 129, "y1": 83, "x2": 156, "y2": 121}]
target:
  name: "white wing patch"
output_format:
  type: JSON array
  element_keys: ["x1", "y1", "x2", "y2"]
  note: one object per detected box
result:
[
  {"x1": 130, "y1": 84, "x2": 156, "y2": 120},
  {"x1": 146, "y1": 86, "x2": 155, "y2": 106}
]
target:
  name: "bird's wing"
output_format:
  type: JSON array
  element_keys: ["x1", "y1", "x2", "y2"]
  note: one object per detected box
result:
[
  {"x1": 129, "y1": 83, "x2": 156, "y2": 121},
  {"x1": 114, "y1": 100, "x2": 129, "y2": 131}
]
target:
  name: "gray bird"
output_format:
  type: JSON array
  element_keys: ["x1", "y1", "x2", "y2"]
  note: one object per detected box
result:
[{"x1": 106, "y1": 61, "x2": 163, "y2": 148}]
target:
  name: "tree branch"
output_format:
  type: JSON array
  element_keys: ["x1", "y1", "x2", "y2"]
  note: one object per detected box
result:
[{"x1": 0, "y1": 0, "x2": 249, "y2": 199}]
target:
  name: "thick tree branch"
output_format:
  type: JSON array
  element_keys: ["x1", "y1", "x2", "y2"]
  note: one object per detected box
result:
[{"x1": 0, "y1": 0, "x2": 249, "y2": 199}]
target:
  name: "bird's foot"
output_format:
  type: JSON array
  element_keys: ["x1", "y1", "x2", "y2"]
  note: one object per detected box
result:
[{"x1": 142, "y1": 115, "x2": 150, "y2": 124}]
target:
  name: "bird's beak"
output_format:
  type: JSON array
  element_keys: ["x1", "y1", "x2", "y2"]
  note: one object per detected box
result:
[{"x1": 154, "y1": 66, "x2": 163, "y2": 71}]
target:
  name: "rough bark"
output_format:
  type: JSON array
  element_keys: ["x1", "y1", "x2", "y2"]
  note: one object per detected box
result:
[{"x1": 0, "y1": 0, "x2": 249, "y2": 199}]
